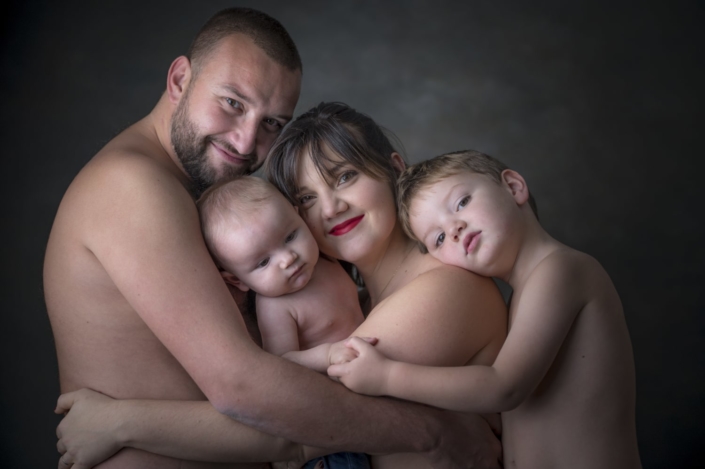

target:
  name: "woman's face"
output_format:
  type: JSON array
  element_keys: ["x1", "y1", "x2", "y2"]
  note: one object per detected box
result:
[{"x1": 294, "y1": 148, "x2": 398, "y2": 264}]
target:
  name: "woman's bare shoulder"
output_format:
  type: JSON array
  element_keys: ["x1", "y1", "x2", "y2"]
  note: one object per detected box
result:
[{"x1": 356, "y1": 258, "x2": 507, "y2": 366}]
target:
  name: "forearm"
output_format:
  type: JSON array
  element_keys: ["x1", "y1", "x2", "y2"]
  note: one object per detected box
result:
[
  {"x1": 386, "y1": 361, "x2": 521, "y2": 413},
  {"x1": 117, "y1": 399, "x2": 302, "y2": 462},
  {"x1": 282, "y1": 344, "x2": 331, "y2": 372},
  {"x1": 210, "y1": 350, "x2": 442, "y2": 455}
]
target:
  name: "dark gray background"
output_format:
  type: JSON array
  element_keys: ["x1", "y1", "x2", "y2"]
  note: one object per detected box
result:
[{"x1": 2, "y1": 1, "x2": 703, "y2": 467}]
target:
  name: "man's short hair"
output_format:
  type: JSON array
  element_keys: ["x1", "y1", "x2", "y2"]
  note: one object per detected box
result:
[
  {"x1": 187, "y1": 7, "x2": 302, "y2": 76},
  {"x1": 197, "y1": 176, "x2": 279, "y2": 267},
  {"x1": 397, "y1": 150, "x2": 539, "y2": 252}
]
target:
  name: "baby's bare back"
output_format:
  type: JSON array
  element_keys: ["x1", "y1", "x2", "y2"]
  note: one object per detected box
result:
[{"x1": 502, "y1": 249, "x2": 641, "y2": 469}]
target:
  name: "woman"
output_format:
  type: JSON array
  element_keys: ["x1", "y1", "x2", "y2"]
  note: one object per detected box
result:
[{"x1": 56, "y1": 102, "x2": 507, "y2": 468}]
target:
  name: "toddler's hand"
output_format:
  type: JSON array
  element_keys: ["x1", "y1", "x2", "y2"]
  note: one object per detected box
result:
[
  {"x1": 327, "y1": 336, "x2": 392, "y2": 396},
  {"x1": 327, "y1": 336, "x2": 378, "y2": 366}
]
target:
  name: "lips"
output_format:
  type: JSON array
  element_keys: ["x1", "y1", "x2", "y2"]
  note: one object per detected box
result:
[
  {"x1": 289, "y1": 264, "x2": 305, "y2": 281},
  {"x1": 463, "y1": 231, "x2": 481, "y2": 254},
  {"x1": 211, "y1": 141, "x2": 250, "y2": 166},
  {"x1": 329, "y1": 215, "x2": 364, "y2": 236}
]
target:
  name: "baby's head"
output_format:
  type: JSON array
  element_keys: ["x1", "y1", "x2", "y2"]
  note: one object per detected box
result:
[
  {"x1": 198, "y1": 176, "x2": 319, "y2": 297},
  {"x1": 398, "y1": 150, "x2": 538, "y2": 276}
]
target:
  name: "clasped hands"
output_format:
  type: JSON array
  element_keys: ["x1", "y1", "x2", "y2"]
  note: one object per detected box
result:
[{"x1": 327, "y1": 336, "x2": 392, "y2": 397}]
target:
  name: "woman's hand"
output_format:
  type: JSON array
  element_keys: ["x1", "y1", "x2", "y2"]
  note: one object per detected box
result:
[
  {"x1": 55, "y1": 388, "x2": 125, "y2": 469},
  {"x1": 327, "y1": 336, "x2": 392, "y2": 396}
]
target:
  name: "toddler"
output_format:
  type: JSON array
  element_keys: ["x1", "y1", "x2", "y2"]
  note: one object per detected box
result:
[{"x1": 328, "y1": 150, "x2": 642, "y2": 469}]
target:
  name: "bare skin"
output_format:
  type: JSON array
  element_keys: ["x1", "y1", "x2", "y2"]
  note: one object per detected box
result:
[
  {"x1": 259, "y1": 257, "x2": 366, "y2": 370},
  {"x1": 47, "y1": 33, "x2": 504, "y2": 469},
  {"x1": 331, "y1": 168, "x2": 642, "y2": 468}
]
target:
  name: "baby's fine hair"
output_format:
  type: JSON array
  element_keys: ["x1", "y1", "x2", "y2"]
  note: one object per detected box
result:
[
  {"x1": 397, "y1": 150, "x2": 539, "y2": 252},
  {"x1": 197, "y1": 176, "x2": 279, "y2": 267},
  {"x1": 265, "y1": 102, "x2": 405, "y2": 206}
]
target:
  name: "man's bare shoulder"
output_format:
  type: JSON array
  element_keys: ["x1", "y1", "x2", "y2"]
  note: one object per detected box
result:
[{"x1": 71, "y1": 120, "x2": 189, "y2": 202}]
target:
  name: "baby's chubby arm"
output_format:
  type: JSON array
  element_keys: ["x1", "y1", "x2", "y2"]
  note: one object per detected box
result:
[
  {"x1": 256, "y1": 295, "x2": 375, "y2": 372},
  {"x1": 330, "y1": 253, "x2": 587, "y2": 413}
]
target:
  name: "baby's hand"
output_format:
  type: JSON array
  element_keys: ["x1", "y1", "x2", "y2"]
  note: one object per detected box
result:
[
  {"x1": 327, "y1": 336, "x2": 378, "y2": 366},
  {"x1": 327, "y1": 336, "x2": 392, "y2": 396}
]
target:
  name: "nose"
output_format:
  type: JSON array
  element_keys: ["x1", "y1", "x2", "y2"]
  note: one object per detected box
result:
[
  {"x1": 280, "y1": 249, "x2": 298, "y2": 269},
  {"x1": 449, "y1": 219, "x2": 466, "y2": 242},
  {"x1": 229, "y1": 117, "x2": 258, "y2": 158},
  {"x1": 320, "y1": 191, "x2": 348, "y2": 220}
]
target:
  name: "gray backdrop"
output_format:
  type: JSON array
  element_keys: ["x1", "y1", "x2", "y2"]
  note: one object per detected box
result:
[{"x1": 2, "y1": 1, "x2": 703, "y2": 467}]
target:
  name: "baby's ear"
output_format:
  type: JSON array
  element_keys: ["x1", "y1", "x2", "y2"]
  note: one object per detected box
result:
[
  {"x1": 220, "y1": 271, "x2": 250, "y2": 292},
  {"x1": 501, "y1": 169, "x2": 530, "y2": 205}
]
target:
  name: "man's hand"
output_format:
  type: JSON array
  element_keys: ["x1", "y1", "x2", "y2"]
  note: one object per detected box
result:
[
  {"x1": 426, "y1": 411, "x2": 503, "y2": 469},
  {"x1": 327, "y1": 337, "x2": 391, "y2": 396},
  {"x1": 54, "y1": 389, "x2": 124, "y2": 469}
]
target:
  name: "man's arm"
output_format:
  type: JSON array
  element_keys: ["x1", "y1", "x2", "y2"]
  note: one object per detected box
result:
[
  {"x1": 330, "y1": 257, "x2": 585, "y2": 413},
  {"x1": 81, "y1": 157, "x2": 499, "y2": 464}
]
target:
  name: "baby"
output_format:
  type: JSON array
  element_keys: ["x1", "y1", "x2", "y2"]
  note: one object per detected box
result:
[
  {"x1": 328, "y1": 150, "x2": 642, "y2": 469},
  {"x1": 198, "y1": 176, "x2": 371, "y2": 469},
  {"x1": 198, "y1": 175, "x2": 367, "y2": 372}
]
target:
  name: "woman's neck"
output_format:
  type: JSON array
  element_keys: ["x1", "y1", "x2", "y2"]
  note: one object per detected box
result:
[{"x1": 356, "y1": 224, "x2": 419, "y2": 308}]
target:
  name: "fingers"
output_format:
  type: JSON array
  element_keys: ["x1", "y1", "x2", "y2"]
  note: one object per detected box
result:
[
  {"x1": 55, "y1": 391, "x2": 77, "y2": 414},
  {"x1": 344, "y1": 336, "x2": 374, "y2": 353},
  {"x1": 57, "y1": 438, "x2": 67, "y2": 455},
  {"x1": 327, "y1": 362, "x2": 349, "y2": 378},
  {"x1": 360, "y1": 336, "x2": 378, "y2": 345},
  {"x1": 58, "y1": 452, "x2": 73, "y2": 469}
]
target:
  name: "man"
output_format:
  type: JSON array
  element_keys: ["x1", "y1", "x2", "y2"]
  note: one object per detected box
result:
[{"x1": 45, "y1": 8, "x2": 501, "y2": 468}]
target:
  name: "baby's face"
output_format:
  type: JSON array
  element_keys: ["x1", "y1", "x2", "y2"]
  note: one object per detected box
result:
[
  {"x1": 218, "y1": 195, "x2": 319, "y2": 297},
  {"x1": 409, "y1": 171, "x2": 522, "y2": 277}
]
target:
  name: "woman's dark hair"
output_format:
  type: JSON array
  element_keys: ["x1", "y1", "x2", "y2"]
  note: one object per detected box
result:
[{"x1": 264, "y1": 102, "x2": 405, "y2": 207}]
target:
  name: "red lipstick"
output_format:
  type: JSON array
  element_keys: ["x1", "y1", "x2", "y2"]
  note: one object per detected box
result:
[{"x1": 329, "y1": 215, "x2": 364, "y2": 236}]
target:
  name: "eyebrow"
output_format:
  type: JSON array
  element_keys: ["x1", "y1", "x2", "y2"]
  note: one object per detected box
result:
[{"x1": 221, "y1": 84, "x2": 293, "y2": 121}]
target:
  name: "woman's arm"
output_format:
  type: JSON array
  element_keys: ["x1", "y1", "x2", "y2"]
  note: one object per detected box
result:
[{"x1": 353, "y1": 265, "x2": 507, "y2": 369}]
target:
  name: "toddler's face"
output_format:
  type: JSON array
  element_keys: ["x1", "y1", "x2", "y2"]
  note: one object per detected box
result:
[
  {"x1": 218, "y1": 195, "x2": 319, "y2": 297},
  {"x1": 409, "y1": 171, "x2": 522, "y2": 277}
]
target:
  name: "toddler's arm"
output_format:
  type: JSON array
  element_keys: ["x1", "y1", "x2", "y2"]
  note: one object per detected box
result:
[{"x1": 329, "y1": 258, "x2": 585, "y2": 413}]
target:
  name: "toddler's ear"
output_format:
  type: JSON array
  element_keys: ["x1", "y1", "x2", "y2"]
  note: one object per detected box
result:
[
  {"x1": 501, "y1": 169, "x2": 530, "y2": 205},
  {"x1": 220, "y1": 271, "x2": 250, "y2": 292},
  {"x1": 390, "y1": 152, "x2": 406, "y2": 176}
]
